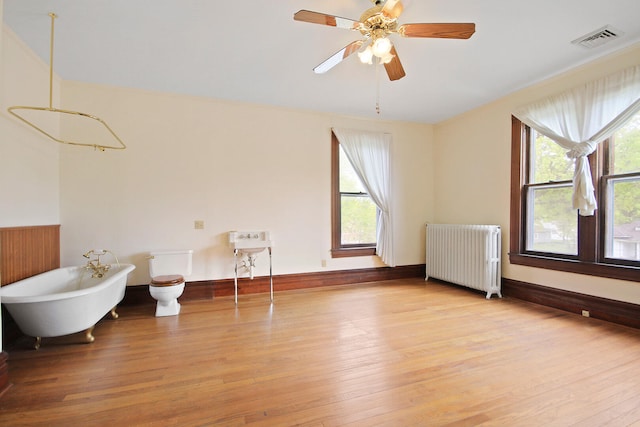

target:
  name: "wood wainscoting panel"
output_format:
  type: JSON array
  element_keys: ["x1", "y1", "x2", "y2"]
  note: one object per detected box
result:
[{"x1": 0, "y1": 225, "x2": 61, "y2": 286}]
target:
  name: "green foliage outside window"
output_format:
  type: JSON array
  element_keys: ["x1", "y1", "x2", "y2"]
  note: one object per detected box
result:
[
  {"x1": 528, "y1": 111, "x2": 640, "y2": 260},
  {"x1": 613, "y1": 113, "x2": 640, "y2": 174},
  {"x1": 341, "y1": 196, "x2": 377, "y2": 244},
  {"x1": 611, "y1": 113, "x2": 640, "y2": 225},
  {"x1": 339, "y1": 147, "x2": 377, "y2": 245},
  {"x1": 528, "y1": 133, "x2": 577, "y2": 254},
  {"x1": 532, "y1": 133, "x2": 573, "y2": 183}
]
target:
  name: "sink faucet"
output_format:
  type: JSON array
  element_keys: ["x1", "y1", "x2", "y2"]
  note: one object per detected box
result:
[{"x1": 83, "y1": 249, "x2": 111, "y2": 278}]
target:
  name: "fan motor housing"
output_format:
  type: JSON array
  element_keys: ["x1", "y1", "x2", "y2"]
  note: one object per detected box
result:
[{"x1": 359, "y1": 5, "x2": 398, "y2": 37}]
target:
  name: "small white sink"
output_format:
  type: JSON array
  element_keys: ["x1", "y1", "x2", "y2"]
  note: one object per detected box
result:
[
  {"x1": 228, "y1": 231, "x2": 271, "y2": 255},
  {"x1": 230, "y1": 243, "x2": 270, "y2": 255},
  {"x1": 229, "y1": 231, "x2": 274, "y2": 299}
]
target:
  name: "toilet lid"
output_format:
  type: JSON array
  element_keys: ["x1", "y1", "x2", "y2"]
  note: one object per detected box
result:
[{"x1": 150, "y1": 274, "x2": 184, "y2": 286}]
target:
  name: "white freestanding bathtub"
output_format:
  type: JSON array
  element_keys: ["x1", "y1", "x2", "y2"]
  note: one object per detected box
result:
[{"x1": 1, "y1": 264, "x2": 135, "y2": 348}]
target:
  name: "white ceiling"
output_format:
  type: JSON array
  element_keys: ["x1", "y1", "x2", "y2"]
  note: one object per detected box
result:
[{"x1": 4, "y1": 0, "x2": 640, "y2": 124}]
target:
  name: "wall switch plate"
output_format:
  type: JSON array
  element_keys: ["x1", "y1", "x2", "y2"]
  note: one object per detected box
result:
[{"x1": 194, "y1": 220, "x2": 204, "y2": 230}]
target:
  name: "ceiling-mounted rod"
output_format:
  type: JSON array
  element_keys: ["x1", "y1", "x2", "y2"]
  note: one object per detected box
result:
[
  {"x1": 7, "y1": 11, "x2": 127, "y2": 151},
  {"x1": 48, "y1": 12, "x2": 56, "y2": 109}
]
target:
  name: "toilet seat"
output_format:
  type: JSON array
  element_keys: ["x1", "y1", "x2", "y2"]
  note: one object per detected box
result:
[{"x1": 150, "y1": 274, "x2": 184, "y2": 287}]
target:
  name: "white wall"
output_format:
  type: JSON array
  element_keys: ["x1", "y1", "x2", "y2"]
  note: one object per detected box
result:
[
  {"x1": 434, "y1": 43, "x2": 640, "y2": 304},
  {"x1": 0, "y1": 25, "x2": 60, "y2": 227},
  {"x1": 58, "y1": 82, "x2": 435, "y2": 285},
  {"x1": 1, "y1": 12, "x2": 61, "y2": 352},
  {"x1": 5, "y1": 14, "x2": 636, "y2": 305},
  {"x1": 1, "y1": 18, "x2": 434, "y2": 288}
]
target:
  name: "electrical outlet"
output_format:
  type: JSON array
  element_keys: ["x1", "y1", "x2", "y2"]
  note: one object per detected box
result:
[
  {"x1": 321, "y1": 259, "x2": 327, "y2": 268},
  {"x1": 194, "y1": 220, "x2": 204, "y2": 230},
  {"x1": 582, "y1": 310, "x2": 590, "y2": 317}
]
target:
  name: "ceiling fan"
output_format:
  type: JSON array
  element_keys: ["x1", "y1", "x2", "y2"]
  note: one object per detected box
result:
[{"x1": 293, "y1": 0, "x2": 475, "y2": 81}]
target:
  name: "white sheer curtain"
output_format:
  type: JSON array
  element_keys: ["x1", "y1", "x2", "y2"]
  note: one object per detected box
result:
[
  {"x1": 332, "y1": 128, "x2": 394, "y2": 266},
  {"x1": 514, "y1": 65, "x2": 640, "y2": 216}
]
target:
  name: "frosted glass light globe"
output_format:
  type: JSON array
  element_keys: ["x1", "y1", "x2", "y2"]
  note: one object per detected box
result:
[
  {"x1": 358, "y1": 46, "x2": 374, "y2": 64},
  {"x1": 372, "y1": 37, "x2": 392, "y2": 57}
]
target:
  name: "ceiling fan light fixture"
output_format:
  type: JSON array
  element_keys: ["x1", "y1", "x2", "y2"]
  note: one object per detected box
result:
[
  {"x1": 294, "y1": 1, "x2": 474, "y2": 81},
  {"x1": 358, "y1": 46, "x2": 374, "y2": 64},
  {"x1": 371, "y1": 37, "x2": 392, "y2": 57}
]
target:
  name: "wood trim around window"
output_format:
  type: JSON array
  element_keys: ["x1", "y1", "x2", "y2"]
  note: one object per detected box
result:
[
  {"x1": 331, "y1": 131, "x2": 376, "y2": 258},
  {"x1": 509, "y1": 116, "x2": 639, "y2": 282},
  {"x1": 509, "y1": 116, "x2": 528, "y2": 256}
]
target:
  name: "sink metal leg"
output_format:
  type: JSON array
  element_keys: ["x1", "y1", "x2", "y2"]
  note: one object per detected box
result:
[
  {"x1": 234, "y1": 249, "x2": 239, "y2": 305},
  {"x1": 269, "y1": 247, "x2": 273, "y2": 302},
  {"x1": 233, "y1": 247, "x2": 273, "y2": 305}
]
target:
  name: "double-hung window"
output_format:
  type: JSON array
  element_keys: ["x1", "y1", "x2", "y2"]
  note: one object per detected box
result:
[
  {"x1": 510, "y1": 111, "x2": 640, "y2": 281},
  {"x1": 524, "y1": 129, "x2": 577, "y2": 256},
  {"x1": 602, "y1": 113, "x2": 640, "y2": 263},
  {"x1": 331, "y1": 131, "x2": 377, "y2": 257}
]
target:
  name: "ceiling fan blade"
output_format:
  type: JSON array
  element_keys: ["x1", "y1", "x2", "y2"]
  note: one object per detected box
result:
[
  {"x1": 398, "y1": 23, "x2": 476, "y2": 39},
  {"x1": 381, "y1": 0, "x2": 404, "y2": 20},
  {"x1": 294, "y1": 10, "x2": 362, "y2": 31},
  {"x1": 313, "y1": 40, "x2": 366, "y2": 74},
  {"x1": 383, "y1": 45, "x2": 406, "y2": 81}
]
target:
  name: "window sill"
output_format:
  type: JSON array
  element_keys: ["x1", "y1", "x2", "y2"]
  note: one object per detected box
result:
[
  {"x1": 509, "y1": 253, "x2": 640, "y2": 283},
  {"x1": 331, "y1": 247, "x2": 376, "y2": 258}
]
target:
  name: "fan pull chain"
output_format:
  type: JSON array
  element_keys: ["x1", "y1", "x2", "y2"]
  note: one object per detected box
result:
[{"x1": 375, "y1": 58, "x2": 381, "y2": 115}]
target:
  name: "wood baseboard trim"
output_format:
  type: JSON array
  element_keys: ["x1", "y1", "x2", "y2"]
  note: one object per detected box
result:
[
  {"x1": 503, "y1": 278, "x2": 640, "y2": 329},
  {"x1": 121, "y1": 264, "x2": 426, "y2": 305}
]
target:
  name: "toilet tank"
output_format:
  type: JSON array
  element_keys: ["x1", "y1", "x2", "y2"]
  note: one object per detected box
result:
[{"x1": 148, "y1": 250, "x2": 193, "y2": 278}]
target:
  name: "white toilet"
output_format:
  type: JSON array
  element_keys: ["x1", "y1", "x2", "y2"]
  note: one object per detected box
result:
[{"x1": 148, "y1": 250, "x2": 193, "y2": 317}]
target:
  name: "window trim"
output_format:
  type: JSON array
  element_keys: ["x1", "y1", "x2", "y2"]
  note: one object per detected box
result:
[
  {"x1": 509, "y1": 116, "x2": 639, "y2": 282},
  {"x1": 331, "y1": 131, "x2": 376, "y2": 258}
]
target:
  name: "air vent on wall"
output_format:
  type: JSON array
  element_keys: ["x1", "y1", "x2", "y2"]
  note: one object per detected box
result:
[{"x1": 571, "y1": 25, "x2": 623, "y2": 49}]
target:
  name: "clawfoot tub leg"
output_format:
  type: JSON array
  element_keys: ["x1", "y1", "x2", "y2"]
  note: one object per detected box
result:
[
  {"x1": 110, "y1": 306, "x2": 119, "y2": 319},
  {"x1": 34, "y1": 337, "x2": 41, "y2": 350},
  {"x1": 85, "y1": 326, "x2": 95, "y2": 344}
]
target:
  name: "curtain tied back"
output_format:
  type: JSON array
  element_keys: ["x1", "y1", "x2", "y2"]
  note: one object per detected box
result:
[
  {"x1": 332, "y1": 128, "x2": 394, "y2": 266},
  {"x1": 514, "y1": 65, "x2": 640, "y2": 216}
]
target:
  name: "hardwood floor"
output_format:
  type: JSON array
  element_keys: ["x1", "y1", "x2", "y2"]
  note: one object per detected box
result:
[{"x1": 1, "y1": 278, "x2": 640, "y2": 426}]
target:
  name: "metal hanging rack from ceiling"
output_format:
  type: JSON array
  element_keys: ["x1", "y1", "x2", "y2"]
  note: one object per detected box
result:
[{"x1": 7, "y1": 12, "x2": 126, "y2": 151}]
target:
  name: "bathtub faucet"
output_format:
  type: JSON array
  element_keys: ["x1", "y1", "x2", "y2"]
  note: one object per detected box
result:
[{"x1": 83, "y1": 249, "x2": 111, "y2": 278}]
